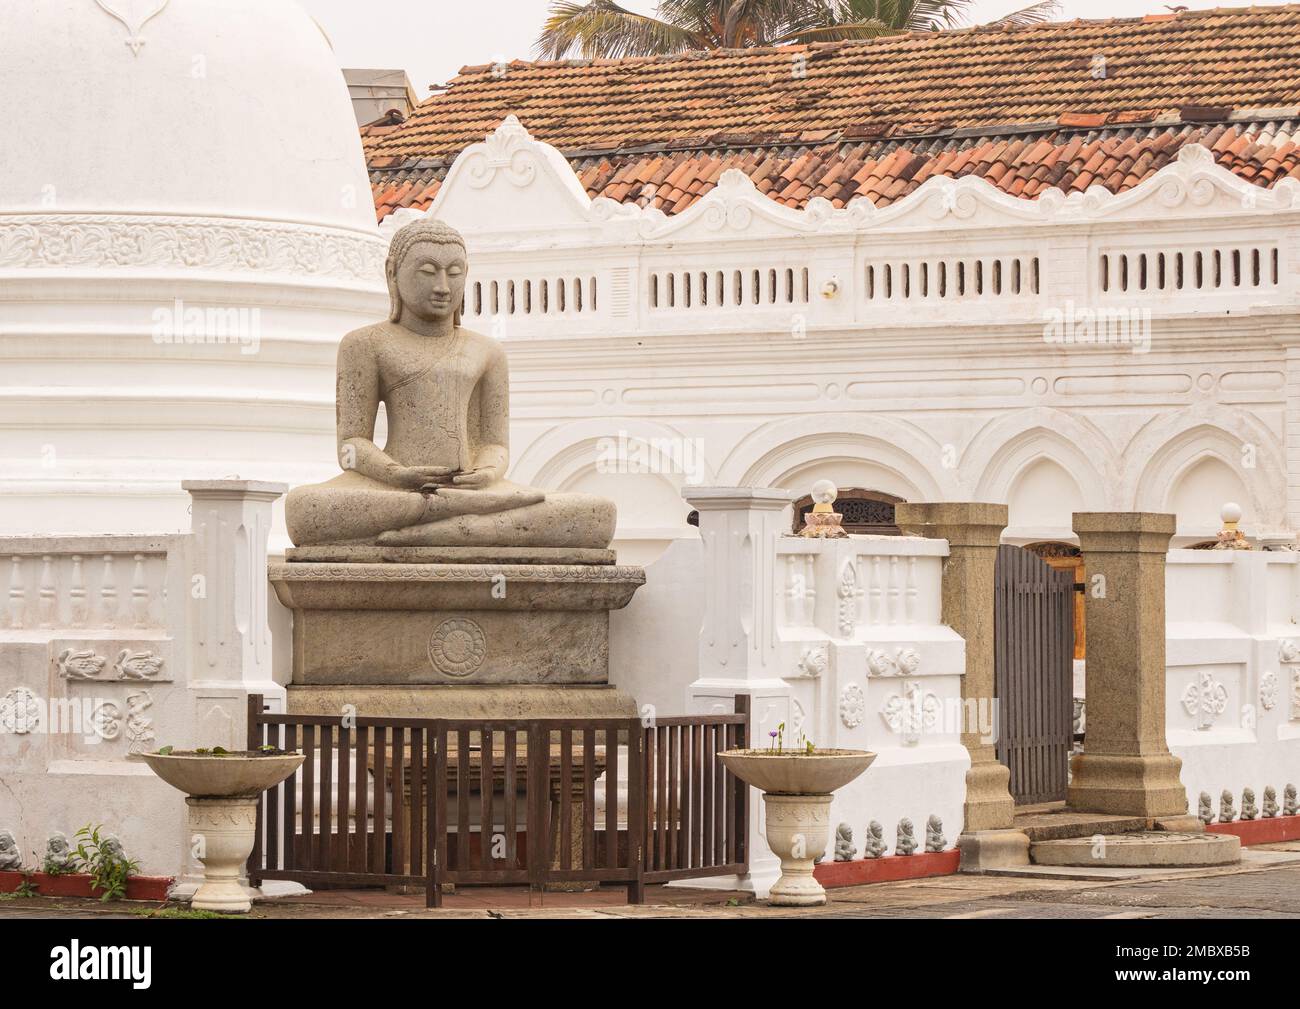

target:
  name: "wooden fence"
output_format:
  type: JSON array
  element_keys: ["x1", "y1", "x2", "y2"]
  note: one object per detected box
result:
[{"x1": 246, "y1": 695, "x2": 750, "y2": 906}]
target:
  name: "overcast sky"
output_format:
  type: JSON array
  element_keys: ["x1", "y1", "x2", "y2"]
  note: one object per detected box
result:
[{"x1": 299, "y1": 0, "x2": 1295, "y2": 96}]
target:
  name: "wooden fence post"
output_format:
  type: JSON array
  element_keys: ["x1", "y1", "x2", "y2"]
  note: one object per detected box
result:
[
  {"x1": 627, "y1": 716, "x2": 646, "y2": 904},
  {"x1": 733, "y1": 693, "x2": 751, "y2": 870}
]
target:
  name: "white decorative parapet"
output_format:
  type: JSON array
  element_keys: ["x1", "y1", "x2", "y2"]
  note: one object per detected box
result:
[
  {"x1": 678, "y1": 487, "x2": 967, "y2": 896},
  {"x1": 386, "y1": 119, "x2": 1300, "y2": 342},
  {"x1": 0, "y1": 480, "x2": 285, "y2": 879},
  {"x1": 1165, "y1": 549, "x2": 1300, "y2": 806}
]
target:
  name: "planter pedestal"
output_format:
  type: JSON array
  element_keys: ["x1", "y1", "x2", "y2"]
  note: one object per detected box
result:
[
  {"x1": 187, "y1": 797, "x2": 260, "y2": 913},
  {"x1": 763, "y1": 793, "x2": 833, "y2": 907}
]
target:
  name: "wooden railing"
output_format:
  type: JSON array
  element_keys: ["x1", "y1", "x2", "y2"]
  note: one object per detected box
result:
[
  {"x1": 246, "y1": 695, "x2": 749, "y2": 906},
  {"x1": 643, "y1": 703, "x2": 750, "y2": 884}
]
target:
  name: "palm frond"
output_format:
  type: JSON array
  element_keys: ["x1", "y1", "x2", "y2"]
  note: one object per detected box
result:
[
  {"x1": 769, "y1": 18, "x2": 894, "y2": 44},
  {"x1": 535, "y1": 0, "x2": 708, "y2": 59},
  {"x1": 981, "y1": 0, "x2": 1062, "y2": 29}
]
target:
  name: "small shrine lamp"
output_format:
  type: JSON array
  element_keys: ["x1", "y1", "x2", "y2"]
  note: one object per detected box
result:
[
  {"x1": 799, "y1": 479, "x2": 848, "y2": 539},
  {"x1": 1212, "y1": 502, "x2": 1251, "y2": 550}
]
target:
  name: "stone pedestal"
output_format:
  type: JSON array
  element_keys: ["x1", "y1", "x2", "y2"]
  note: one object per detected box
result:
[
  {"x1": 1068, "y1": 512, "x2": 1187, "y2": 818},
  {"x1": 896, "y1": 502, "x2": 1028, "y2": 870},
  {"x1": 269, "y1": 558, "x2": 644, "y2": 697}
]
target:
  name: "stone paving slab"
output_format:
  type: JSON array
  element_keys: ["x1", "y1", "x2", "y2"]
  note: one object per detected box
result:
[{"x1": 3, "y1": 858, "x2": 1300, "y2": 919}]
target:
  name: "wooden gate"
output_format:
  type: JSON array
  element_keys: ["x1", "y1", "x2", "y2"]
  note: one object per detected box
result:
[
  {"x1": 993, "y1": 545, "x2": 1075, "y2": 805},
  {"x1": 245, "y1": 695, "x2": 749, "y2": 905}
]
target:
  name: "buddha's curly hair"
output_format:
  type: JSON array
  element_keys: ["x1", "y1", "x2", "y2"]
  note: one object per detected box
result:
[{"x1": 386, "y1": 218, "x2": 467, "y2": 324}]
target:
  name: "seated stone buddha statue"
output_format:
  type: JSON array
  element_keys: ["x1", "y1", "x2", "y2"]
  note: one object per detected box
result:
[{"x1": 286, "y1": 219, "x2": 615, "y2": 549}]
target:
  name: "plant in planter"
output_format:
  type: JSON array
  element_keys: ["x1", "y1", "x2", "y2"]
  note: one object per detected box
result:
[
  {"x1": 143, "y1": 745, "x2": 303, "y2": 913},
  {"x1": 719, "y1": 739, "x2": 874, "y2": 907}
]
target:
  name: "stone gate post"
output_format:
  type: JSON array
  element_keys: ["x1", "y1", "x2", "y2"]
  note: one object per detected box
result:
[
  {"x1": 1068, "y1": 512, "x2": 1188, "y2": 818},
  {"x1": 895, "y1": 502, "x2": 1029, "y2": 870}
]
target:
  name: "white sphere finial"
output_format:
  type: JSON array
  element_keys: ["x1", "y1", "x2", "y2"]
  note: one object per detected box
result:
[
  {"x1": 811, "y1": 479, "x2": 838, "y2": 506},
  {"x1": 1222, "y1": 502, "x2": 1242, "y2": 524}
]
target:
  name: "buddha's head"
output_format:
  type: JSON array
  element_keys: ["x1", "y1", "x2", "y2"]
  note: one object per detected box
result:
[{"x1": 386, "y1": 219, "x2": 468, "y2": 326}]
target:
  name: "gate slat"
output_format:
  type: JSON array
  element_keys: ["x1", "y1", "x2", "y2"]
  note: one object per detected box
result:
[
  {"x1": 480, "y1": 724, "x2": 493, "y2": 868},
  {"x1": 583, "y1": 726, "x2": 596, "y2": 871},
  {"x1": 371, "y1": 726, "x2": 387, "y2": 875},
  {"x1": 995, "y1": 545, "x2": 1075, "y2": 806},
  {"x1": 302, "y1": 724, "x2": 316, "y2": 868},
  {"x1": 457, "y1": 729, "x2": 470, "y2": 871},
  {"x1": 355, "y1": 725, "x2": 369, "y2": 874},
  {"x1": 284, "y1": 724, "x2": 298, "y2": 871},
  {"x1": 336, "y1": 725, "x2": 350, "y2": 873},
  {"x1": 319, "y1": 724, "x2": 333, "y2": 870},
  {"x1": 603, "y1": 723, "x2": 617, "y2": 870},
  {"x1": 504, "y1": 728, "x2": 518, "y2": 866}
]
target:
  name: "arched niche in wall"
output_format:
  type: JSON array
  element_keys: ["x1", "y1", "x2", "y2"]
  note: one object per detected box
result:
[
  {"x1": 1006, "y1": 458, "x2": 1087, "y2": 536},
  {"x1": 1166, "y1": 455, "x2": 1253, "y2": 534},
  {"x1": 790, "y1": 488, "x2": 905, "y2": 535},
  {"x1": 722, "y1": 414, "x2": 952, "y2": 502}
]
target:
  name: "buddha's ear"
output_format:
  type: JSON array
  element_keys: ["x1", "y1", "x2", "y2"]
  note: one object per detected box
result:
[{"x1": 386, "y1": 262, "x2": 402, "y2": 324}]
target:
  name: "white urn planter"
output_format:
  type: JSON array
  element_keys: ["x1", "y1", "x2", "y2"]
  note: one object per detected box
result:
[
  {"x1": 718, "y1": 749, "x2": 875, "y2": 907},
  {"x1": 143, "y1": 751, "x2": 303, "y2": 913}
]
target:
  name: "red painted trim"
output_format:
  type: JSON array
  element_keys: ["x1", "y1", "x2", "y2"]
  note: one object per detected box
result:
[
  {"x1": 0, "y1": 870, "x2": 173, "y2": 902},
  {"x1": 814, "y1": 849, "x2": 960, "y2": 888},
  {"x1": 1206, "y1": 814, "x2": 1300, "y2": 846}
]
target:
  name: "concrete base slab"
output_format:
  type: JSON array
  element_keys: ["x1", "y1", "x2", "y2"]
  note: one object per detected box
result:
[
  {"x1": 1031, "y1": 831, "x2": 1240, "y2": 868},
  {"x1": 1013, "y1": 809, "x2": 1146, "y2": 842},
  {"x1": 1153, "y1": 815, "x2": 1206, "y2": 833},
  {"x1": 980, "y1": 864, "x2": 1159, "y2": 881},
  {"x1": 956, "y1": 830, "x2": 1030, "y2": 872}
]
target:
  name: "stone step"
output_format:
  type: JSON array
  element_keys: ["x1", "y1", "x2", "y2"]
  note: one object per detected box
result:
[
  {"x1": 1030, "y1": 831, "x2": 1240, "y2": 868},
  {"x1": 1014, "y1": 809, "x2": 1148, "y2": 842}
]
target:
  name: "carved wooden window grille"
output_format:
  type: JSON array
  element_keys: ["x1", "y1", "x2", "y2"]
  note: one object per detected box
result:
[{"x1": 791, "y1": 488, "x2": 903, "y2": 535}]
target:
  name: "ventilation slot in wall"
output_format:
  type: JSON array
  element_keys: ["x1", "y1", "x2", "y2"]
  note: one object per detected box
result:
[
  {"x1": 465, "y1": 276, "x2": 599, "y2": 318},
  {"x1": 1099, "y1": 246, "x2": 1280, "y2": 294},
  {"x1": 647, "y1": 267, "x2": 811, "y2": 310},
  {"x1": 864, "y1": 256, "x2": 1040, "y2": 302}
]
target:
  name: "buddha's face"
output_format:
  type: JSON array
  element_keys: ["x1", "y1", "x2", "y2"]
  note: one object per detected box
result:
[{"x1": 392, "y1": 242, "x2": 467, "y2": 323}]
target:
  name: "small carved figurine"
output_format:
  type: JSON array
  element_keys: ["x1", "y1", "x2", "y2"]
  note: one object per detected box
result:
[
  {"x1": 1197, "y1": 791, "x2": 1214, "y2": 825},
  {"x1": 1263, "y1": 785, "x2": 1279, "y2": 819},
  {"x1": 1241, "y1": 787, "x2": 1259, "y2": 821},
  {"x1": 833, "y1": 823, "x2": 856, "y2": 862},
  {"x1": 43, "y1": 832, "x2": 74, "y2": 874},
  {"x1": 100, "y1": 836, "x2": 127, "y2": 864},
  {"x1": 1219, "y1": 789, "x2": 1236, "y2": 823},
  {"x1": 896, "y1": 817, "x2": 918, "y2": 856},
  {"x1": 864, "y1": 820, "x2": 886, "y2": 859},
  {"x1": 0, "y1": 830, "x2": 22, "y2": 871},
  {"x1": 925, "y1": 814, "x2": 946, "y2": 853},
  {"x1": 1286, "y1": 784, "x2": 1299, "y2": 817}
]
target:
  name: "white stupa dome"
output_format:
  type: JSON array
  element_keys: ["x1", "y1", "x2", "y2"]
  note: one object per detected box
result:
[
  {"x1": 1, "y1": 0, "x2": 370, "y2": 227},
  {"x1": 0, "y1": 0, "x2": 387, "y2": 541}
]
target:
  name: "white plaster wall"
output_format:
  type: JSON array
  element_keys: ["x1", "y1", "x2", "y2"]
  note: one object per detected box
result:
[
  {"x1": 386, "y1": 122, "x2": 1300, "y2": 559},
  {"x1": 608, "y1": 538, "x2": 704, "y2": 718},
  {"x1": 0, "y1": 485, "x2": 284, "y2": 881},
  {"x1": 1165, "y1": 550, "x2": 1300, "y2": 811}
]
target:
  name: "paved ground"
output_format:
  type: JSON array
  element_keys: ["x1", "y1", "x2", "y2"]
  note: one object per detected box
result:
[{"x1": 4, "y1": 843, "x2": 1299, "y2": 920}]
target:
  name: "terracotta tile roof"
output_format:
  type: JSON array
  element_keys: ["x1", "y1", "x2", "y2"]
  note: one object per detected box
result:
[{"x1": 368, "y1": 5, "x2": 1300, "y2": 221}]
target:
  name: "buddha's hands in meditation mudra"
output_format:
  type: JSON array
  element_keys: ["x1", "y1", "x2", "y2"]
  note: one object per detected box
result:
[{"x1": 285, "y1": 219, "x2": 616, "y2": 550}]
